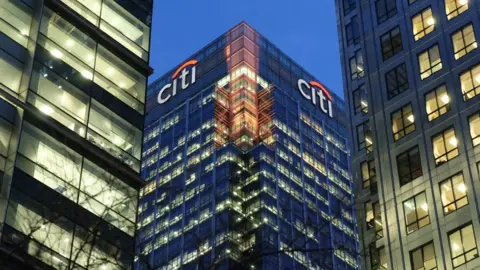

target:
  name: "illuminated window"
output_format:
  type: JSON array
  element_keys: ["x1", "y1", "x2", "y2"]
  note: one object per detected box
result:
[
  {"x1": 404, "y1": 192, "x2": 430, "y2": 234},
  {"x1": 381, "y1": 26, "x2": 402, "y2": 61},
  {"x1": 397, "y1": 146, "x2": 422, "y2": 185},
  {"x1": 0, "y1": 117, "x2": 12, "y2": 171},
  {"x1": 448, "y1": 224, "x2": 478, "y2": 268},
  {"x1": 440, "y1": 173, "x2": 468, "y2": 215},
  {"x1": 469, "y1": 112, "x2": 480, "y2": 146},
  {"x1": 350, "y1": 50, "x2": 364, "y2": 80},
  {"x1": 343, "y1": 0, "x2": 356, "y2": 15},
  {"x1": 346, "y1": 16, "x2": 360, "y2": 46},
  {"x1": 366, "y1": 201, "x2": 383, "y2": 239},
  {"x1": 370, "y1": 244, "x2": 387, "y2": 270},
  {"x1": 425, "y1": 84, "x2": 450, "y2": 122},
  {"x1": 357, "y1": 121, "x2": 372, "y2": 153},
  {"x1": 445, "y1": 0, "x2": 469, "y2": 21},
  {"x1": 361, "y1": 159, "x2": 376, "y2": 192},
  {"x1": 353, "y1": 84, "x2": 368, "y2": 114},
  {"x1": 412, "y1": 8, "x2": 435, "y2": 41},
  {"x1": 410, "y1": 241, "x2": 437, "y2": 270},
  {"x1": 432, "y1": 127, "x2": 459, "y2": 166},
  {"x1": 375, "y1": 0, "x2": 397, "y2": 24},
  {"x1": 419, "y1": 45, "x2": 442, "y2": 80},
  {"x1": 460, "y1": 64, "x2": 480, "y2": 101},
  {"x1": 0, "y1": 0, "x2": 32, "y2": 48},
  {"x1": 452, "y1": 24, "x2": 477, "y2": 60},
  {"x1": 392, "y1": 103, "x2": 415, "y2": 141},
  {"x1": 386, "y1": 63, "x2": 409, "y2": 99}
]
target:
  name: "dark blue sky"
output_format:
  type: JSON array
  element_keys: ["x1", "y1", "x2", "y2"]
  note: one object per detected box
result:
[{"x1": 149, "y1": 0, "x2": 344, "y2": 98}]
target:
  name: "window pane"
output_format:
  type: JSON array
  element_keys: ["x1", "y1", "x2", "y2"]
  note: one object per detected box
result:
[
  {"x1": 0, "y1": 0, "x2": 33, "y2": 47},
  {"x1": 470, "y1": 113, "x2": 480, "y2": 146}
]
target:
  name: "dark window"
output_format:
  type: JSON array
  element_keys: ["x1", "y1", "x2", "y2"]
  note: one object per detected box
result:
[
  {"x1": 403, "y1": 192, "x2": 430, "y2": 234},
  {"x1": 409, "y1": 0, "x2": 417, "y2": 4},
  {"x1": 357, "y1": 121, "x2": 372, "y2": 153},
  {"x1": 349, "y1": 50, "x2": 364, "y2": 80},
  {"x1": 432, "y1": 127, "x2": 459, "y2": 166},
  {"x1": 343, "y1": 0, "x2": 356, "y2": 15},
  {"x1": 361, "y1": 159, "x2": 377, "y2": 193},
  {"x1": 375, "y1": 0, "x2": 397, "y2": 24},
  {"x1": 381, "y1": 26, "x2": 403, "y2": 60},
  {"x1": 353, "y1": 84, "x2": 368, "y2": 114},
  {"x1": 410, "y1": 241, "x2": 437, "y2": 270},
  {"x1": 386, "y1": 63, "x2": 409, "y2": 99},
  {"x1": 440, "y1": 173, "x2": 468, "y2": 215},
  {"x1": 346, "y1": 16, "x2": 361, "y2": 46},
  {"x1": 397, "y1": 146, "x2": 422, "y2": 185},
  {"x1": 448, "y1": 223, "x2": 478, "y2": 267},
  {"x1": 425, "y1": 84, "x2": 450, "y2": 122},
  {"x1": 391, "y1": 103, "x2": 415, "y2": 141},
  {"x1": 370, "y1": 244, "x2": 387, "y2": 270}
]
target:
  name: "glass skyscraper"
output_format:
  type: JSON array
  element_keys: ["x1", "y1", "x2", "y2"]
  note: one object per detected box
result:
[
  {"x1": 0, "y1": 0, "x2": 152, "y2": 269},
  {"x1": 336, "y1": 0, "x2": 480, "y2": 269},
  {"x1": 136, "y1": 22, "x2": 359, "y2": 270}
]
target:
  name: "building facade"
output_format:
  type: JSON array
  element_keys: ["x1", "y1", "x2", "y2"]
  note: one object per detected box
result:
[
  {"x1": 0, "y1": 0, "x2": 152, "y2": 269},
  {"x1": 136, "y1": 22, "x2": 359, "y2": 270},
  {"x1": 336, "y1": 0, "x2": 480, "y2": 269}
]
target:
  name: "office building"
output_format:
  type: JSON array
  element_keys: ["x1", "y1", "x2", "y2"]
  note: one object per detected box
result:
[
  {"x1": 136, "y1": 22, "x2": 359, "y2": 270},
  {"x1": 0, "y1": 0, "x2": 152, "y2": 268},
  {"x1": 336, "y1": 0, "x2": 480, "y2": 269}
]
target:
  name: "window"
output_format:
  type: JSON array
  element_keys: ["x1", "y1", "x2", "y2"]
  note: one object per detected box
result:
[
  {"x1": 361, "y1": 160, "x2": 376, "y2": 192},
  {"x1": 403, "y1": 192, "x2": 430, "y2": 234},
  {"x1": 460, "y1": 64, "x2": 480, "y2": 100},
  {"x1": 0, "y1": 117, "x2": 12, "y2": 171},
  {"x1": 392, "y1": 103, "x2": 415, "y2": 141},
  {"x1": 346, "y1": 16, "x2": 361, "y2": 46},
  {"x1": 410, "y1": 242, "x2": 437, "y2": 270},
  {"x1": 449, "y1": 224, "x2": 478, "y2": 267},
  {"x1": 445, "y1": 0, "x2": 468, "y2": 21},
  {"x1": 370, "y1": 244, "x2": 388, "y2": 270},
  {"x1": 425, "y1": 84, "x2": 450, "y2": 121},
  {"x1": 350, "y1": 50, "x2": 364, "y2": 80},
  {"x1": 0, "y1": 0, "x2": 33, "y2": 48},
  {"x1": 357, "y1": 121, "x2": 372, "y2": 153},
  {"x1": 419, "y1": 45, "x2": 442, "y2": 80},
  {"x1": 452, "y1": 24, "x2": 477, "y2": 60},
  {"x1": 386, "y1": 63, "x2": 409, "y2": 99},
  {"x1": 366, "y1": 201, "x2": 383, "y2": 239},
  {"x1": 397, "y1": 146, "x2": 423, "y2": 185},
  {"x1": 440, "y1": 173, "x2": 468, "y2": 215},
  {"x1": 432, "y1": 127, "x2": 459, "y2": 166},
  {"x1": 469, "y1": 112, "x2": 480, "y2": 146},
  {"x1": 353, "y1": 85, "x2": 368, "y2": 114},
  {"x1": 412, "y1": 8, "x2": 435, "y2": 41},
  {"x1": 381, "y1": 27, "x2": 403, "y2": 60},
  {"x1": 343, "y1": 0, "x2": 356, "y2": 15},
  {"x1": 375, "y1": 0, "x2": 397, "y2": 24}
]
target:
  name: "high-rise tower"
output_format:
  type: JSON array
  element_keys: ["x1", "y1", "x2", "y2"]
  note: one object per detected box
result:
[
  {"x1": 136, "y1": 22, "x2": 359, "y2": 270},
  {"x1": 336, "y1": 0, "x2": 480, "y2": 269},
  {"x1": 0, "y1": 0, "x2": 153, "y2": 268}
]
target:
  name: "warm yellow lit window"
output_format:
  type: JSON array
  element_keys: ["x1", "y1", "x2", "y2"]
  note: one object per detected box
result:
[
  {"x1": 392, "y1": 103, "x2": 415, "y2": 141},
  {"x1": 445, "y1": 0, "x2": 469, "y2": 21},
  {"x1": 440, "y1": 173, "x2": 468, "y2": 215},
  {"x1": 469, "y1": 112, "x2": 480, "y2": 146},
  {"x1": 452, "y1": 24, "x2": 477, "y2": 60},
  {"x1": 425, "y1": 84, "x2": 450, "y2": 121},
  {"x1": 412, "y1": 8, "x2": 435, "y2": 41},
  {"x1": 432, "y1": 127, "x2": 459, "y2": 166},
  {"x1": 449, "y1": 224, "x2": 478, "y2": 267},
  {"x1": 419, "y1": 45, "x2": 442, "y2": 80},
  {"x1": 403, "y1": 192, "x2": 430, "y2": 234},
  {"x1": 460, "y1": 64, "x2": 480, "y2": 100}
]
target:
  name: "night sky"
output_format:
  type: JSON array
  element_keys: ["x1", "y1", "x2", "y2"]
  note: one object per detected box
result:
[{"x1": 149, "y1": 0, "x2": 344, "y2": 98}]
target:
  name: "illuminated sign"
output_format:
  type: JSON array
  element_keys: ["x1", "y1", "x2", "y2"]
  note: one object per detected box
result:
[
  {"x1": 297, "y1": 79, "x2": 333, "y2": 118},
  {"x1": 157, "y1": 60, "x2": 198, "y2": 104}
]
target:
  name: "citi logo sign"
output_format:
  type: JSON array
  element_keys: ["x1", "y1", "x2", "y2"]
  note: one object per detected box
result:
[
  {"x1": 297, "y1": 79, "x2": 333, "y2": 118},
  {"x1": 157, "y1": 60, "x2": 198, "y2": 104}
]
